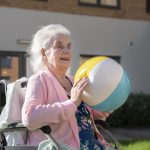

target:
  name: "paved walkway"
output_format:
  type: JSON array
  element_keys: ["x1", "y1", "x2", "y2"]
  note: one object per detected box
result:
[{"x1": 109, "y1": 127, "x2": 150, "y2": 141}]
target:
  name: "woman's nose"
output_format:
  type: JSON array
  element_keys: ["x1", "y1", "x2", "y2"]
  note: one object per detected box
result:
[{"x1": 62, "y1": 47, "x2": 70, "y2": 54}]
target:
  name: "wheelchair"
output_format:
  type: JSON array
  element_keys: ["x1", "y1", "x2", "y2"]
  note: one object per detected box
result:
[{"x1": 0, "y1": 78, "x2": 119, "y2": 150}]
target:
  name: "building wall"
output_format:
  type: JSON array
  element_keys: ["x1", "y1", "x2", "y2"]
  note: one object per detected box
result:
[
  {"x1": 0, "y1": 7, "x2": 150, "y2": 94},
  {"x1": 0, "y1": 0, "x2": 150, "y2": 21}
]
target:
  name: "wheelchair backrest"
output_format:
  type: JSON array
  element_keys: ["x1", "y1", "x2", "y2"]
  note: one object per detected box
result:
[
  {"x1": 0, "y1": 77, "x2": 28, "y2": 129},
  {"x1": 0, "y1": 80, "x2": 8, "y2": 112}
]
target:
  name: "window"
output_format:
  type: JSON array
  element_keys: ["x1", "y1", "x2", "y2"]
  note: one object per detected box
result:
[
  {"x1": 146, "y1": 0, "x2": 150, "y2": 13},
  {"x1": 1, "y1": 57, "x2": 12, "y2": 68},
  {"x1": 0, "y1": 51, "x2": 26, "y2": 82},
  {"x1": 78, "y1": 0, "x2": 120, "y2": 9}
]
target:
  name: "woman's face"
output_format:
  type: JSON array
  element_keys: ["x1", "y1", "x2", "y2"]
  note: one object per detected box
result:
[{"x1": 45, "y1": 34, "x2": 72, "y2": 71}]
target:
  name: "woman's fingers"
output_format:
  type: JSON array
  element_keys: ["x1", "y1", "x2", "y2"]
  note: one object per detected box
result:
[
  {"x1": 72, "y1": 77, "x2": 89, "y2": 98},
  {"x1": 79, "y1": 78, "x2": 89, "y2": 91},
  {"x1": 74, "y1": 77, "x2": 89, "y2": 89},
  {"x1": 71, "y1": 77, "x2": 89, "y2": 106},
  {"x1": 73, "y1": 77, "x2": 83, "y2": 87}
]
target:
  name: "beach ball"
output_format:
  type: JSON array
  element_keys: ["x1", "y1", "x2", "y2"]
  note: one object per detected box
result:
[{"x1": 74, "y1": 56, "x2": 130, "y2": 112}]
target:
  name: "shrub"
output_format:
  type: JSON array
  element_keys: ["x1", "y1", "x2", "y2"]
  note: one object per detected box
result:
[{"x1": 106, "y1": 93, "x2": 150, "y2": 127}]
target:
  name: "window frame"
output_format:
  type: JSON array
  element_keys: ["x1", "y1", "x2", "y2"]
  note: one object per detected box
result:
[{"x1": 78, "y1": 0, "x2": 121, "y2": 9}]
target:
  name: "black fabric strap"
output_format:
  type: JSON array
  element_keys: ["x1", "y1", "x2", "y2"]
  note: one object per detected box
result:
[{"x1": 0, "y1": 132, "x2": 7, "y2": 150}]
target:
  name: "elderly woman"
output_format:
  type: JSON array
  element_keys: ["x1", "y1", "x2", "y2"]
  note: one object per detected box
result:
[{"x1": 22, "y1": 24, "x2": 111, "y2": 150}]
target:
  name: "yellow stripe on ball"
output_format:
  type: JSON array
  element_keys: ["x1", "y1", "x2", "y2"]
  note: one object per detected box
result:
[{"x1": 75, "y1": 56, "x2": 107, "y2": 81}]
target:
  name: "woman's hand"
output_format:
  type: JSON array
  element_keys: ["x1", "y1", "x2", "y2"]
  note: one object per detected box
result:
[{"x1": 71, "y1": 77, "x2": 89, "y2": 107}]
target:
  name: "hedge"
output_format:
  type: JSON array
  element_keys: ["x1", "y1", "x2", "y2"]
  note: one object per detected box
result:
[{"x1": 106, "y1": 93, "x2": 150, "y2": 127}]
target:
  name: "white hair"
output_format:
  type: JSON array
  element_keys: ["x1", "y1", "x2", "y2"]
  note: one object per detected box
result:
[{"x1": 29, "y1": 24, "x2": 71, "y2": 73}]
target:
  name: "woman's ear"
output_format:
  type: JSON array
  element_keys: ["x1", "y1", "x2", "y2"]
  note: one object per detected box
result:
[
  {"x1": 41, "y1": 48, "x2": 48, "y2": 63},
  {"x1": 41, "y1": 48, "x2": 46, "y2": 57}
]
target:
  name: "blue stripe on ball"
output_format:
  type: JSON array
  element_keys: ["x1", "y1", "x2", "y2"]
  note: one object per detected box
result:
[{"x1": 92, "y1": 71, "x2": 130, "y2": 112}]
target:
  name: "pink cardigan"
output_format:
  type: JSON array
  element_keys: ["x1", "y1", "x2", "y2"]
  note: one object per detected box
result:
[{"x1": 22, "y1": 70, "x2": 109, "y2": 150}]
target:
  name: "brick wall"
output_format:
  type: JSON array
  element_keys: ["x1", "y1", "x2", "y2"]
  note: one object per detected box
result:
[{"x1": 0, "y1": 0, "x2": 150, "y2": 21}]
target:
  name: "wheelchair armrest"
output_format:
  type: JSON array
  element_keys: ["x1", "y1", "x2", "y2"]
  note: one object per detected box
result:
[
  {"x1": 1, "y1": 123, "x2": 51, "y2": 133},
  {"x1": 0, "y1": 123, "x2": 28, "y2": 147},
  {"x1": 0, "y1": 123, "x2": 27, "y2": 132}
]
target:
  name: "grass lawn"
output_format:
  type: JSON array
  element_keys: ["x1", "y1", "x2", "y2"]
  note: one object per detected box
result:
[{"x1": 119, "y1": 140, "x2": 150, "y2": 150}]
